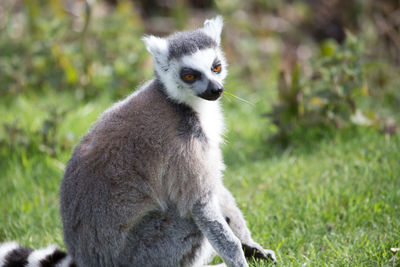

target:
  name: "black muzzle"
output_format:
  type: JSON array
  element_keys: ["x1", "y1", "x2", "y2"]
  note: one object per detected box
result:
[{"x1": 198, "y1": 81, "x2": 223, "y2": 101}]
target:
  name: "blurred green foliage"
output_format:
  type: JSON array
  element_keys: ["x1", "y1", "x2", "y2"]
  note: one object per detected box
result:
[
  {"x1": 1, "y1": 106, "x2": 69, "y2": 157},
  {"x1": 0, "y1": 0, "x2": 149, "y2": 101},
  {"x1": 268, "y1": 33, "x2": 370, "y2": 143},
  {"x1": 0, "y1": 0, "x2": 399, "y2": 152},
  {"x1": 0, "y1": 0, "x2": 153, "y2": 159}
]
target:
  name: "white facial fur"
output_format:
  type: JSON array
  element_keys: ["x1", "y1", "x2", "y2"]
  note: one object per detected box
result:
[
  {"x1": 161, "y1": 47, "x2": 227, "y2": 146},
  {"x1": 142, "y1": 35, "x2": 169, "y2": 73},
  {"x1": 180, "y1": 47, "x2": 227, "y2": 88},
  {"x1": 202, "y1": 16, "x2": 223, "y2": 45},
  {"x1": 142, "y1": 16, "x2": 227, "y2": 145},
  {"x1": 142, "y1": 16, "x2": 227, "y2": 106},
  {"x1": 163, "y1": 47, "x2": 227, "y2": 105}
]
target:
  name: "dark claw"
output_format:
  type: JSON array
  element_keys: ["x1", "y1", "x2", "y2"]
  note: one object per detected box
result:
[
  {"x1": 242, "y1": 244, "x2": 277, "y2": 263},
  {"x1": 243, "y1": 244, "x2": 266, "y2": 259}
]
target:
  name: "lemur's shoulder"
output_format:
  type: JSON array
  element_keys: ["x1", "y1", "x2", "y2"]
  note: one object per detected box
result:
[
  {"x1": 102, "y1": 78, "x2": 204, "y2": 141},
  {"x1": 75, "y1": 79, "x2": 208, "y2": 160}
]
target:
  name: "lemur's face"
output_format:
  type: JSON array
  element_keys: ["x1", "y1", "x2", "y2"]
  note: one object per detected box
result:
[
  {"x1": 143, "y1": 16, "x2": 227, "y2": 103},
  {"x1": 172, "y1": 46, "x2": 227, "y2": 101}
]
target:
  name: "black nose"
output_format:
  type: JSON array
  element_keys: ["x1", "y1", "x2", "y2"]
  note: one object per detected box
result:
[
  {"x1": 209, "y1": 82, "x2": 223, "y2": 95},
  {"x1": 197, "y1": 81, "x2": 224, "y2": 101}
]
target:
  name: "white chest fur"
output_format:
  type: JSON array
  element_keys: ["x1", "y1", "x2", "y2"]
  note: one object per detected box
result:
[{"x1": 190, "y1": 99, "x2": 225, "y2": 147}]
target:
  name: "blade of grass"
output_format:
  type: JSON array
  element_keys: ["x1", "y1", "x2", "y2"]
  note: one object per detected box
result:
[{"x1": 223, "y1": 90, "x2": 255, "y2": 106}]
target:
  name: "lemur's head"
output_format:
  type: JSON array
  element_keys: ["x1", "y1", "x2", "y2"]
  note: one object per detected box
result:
[{"x1": 142, "y1": 16, "x2": 227, "y2": 104}]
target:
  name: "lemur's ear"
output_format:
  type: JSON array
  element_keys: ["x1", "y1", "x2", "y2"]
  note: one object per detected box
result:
[
  {"x1": 202, "y1": 16, "x2": 223, "y2": 45},
  {"x1": 142, "y1": 35, "x2": 168, "y2": 65}
]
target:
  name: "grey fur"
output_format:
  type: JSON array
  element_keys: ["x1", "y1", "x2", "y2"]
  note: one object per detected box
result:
[
  {"x1": 60, "y1": 17, "x2": 276, "y2": 267},
  {"x1": 168, "y1": 30, "x2": 217, "y2": 60},
  {"x1": 61, "y1": 79, "x2": 217, "y2": 266},
  {"x1": 192, "y1": 198, "x2": 247, "y2": 267},
  {"x1": 157, "y1": 84, "x2": 207, "y2": 142}
]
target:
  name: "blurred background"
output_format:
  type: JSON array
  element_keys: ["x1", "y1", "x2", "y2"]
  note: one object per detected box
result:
[
  {"x1": 1, "y1": 0, "x2": 399, "y2": 149},
  {"x1": 1, "y1": 0, "x2": 399, "y2": 266}
]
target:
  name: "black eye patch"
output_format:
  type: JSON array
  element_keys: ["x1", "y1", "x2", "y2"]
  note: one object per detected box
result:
[
  {"x1": 180, "y1": 67, "x2": 202, "y2": 83},
  {"x1": 211, "y1": 58, "x2": 222, "y2": 73},
  {"x1": 212, "y1": 58, "x2": 221, "y2": 67}
]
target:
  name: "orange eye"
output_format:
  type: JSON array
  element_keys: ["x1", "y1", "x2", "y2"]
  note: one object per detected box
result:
[
  {"x1": 213, "y1": 65, "x2": 221, "y2": 73},
  {"x1": 185, "y1": 74, "x2": 194, "y2": 81}
]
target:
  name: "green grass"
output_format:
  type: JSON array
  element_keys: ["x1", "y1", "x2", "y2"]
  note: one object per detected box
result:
[
  {"x1": 1, "y1": 1, "x2": 399, "y2": 265},
  {"x1": 0, "y1": 91, "x2": 111, "y2": 248},
  {"x1": 1, "y1": 79, "x2": 399, "y2": 266},
  {"x1": 224, "y1": 129, "x2": 400, "y2": 266}
]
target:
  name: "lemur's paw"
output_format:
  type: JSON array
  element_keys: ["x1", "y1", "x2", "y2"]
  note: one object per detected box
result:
[
  {"x1": 242, "y1": 243, "x2": 277, "y2": 263},
  {"x1": 263, "y1": 249, "x2": 277, "y2": 263}
]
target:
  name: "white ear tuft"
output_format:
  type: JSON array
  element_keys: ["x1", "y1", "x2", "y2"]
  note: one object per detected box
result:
[
  {"x1": 202, "y1": 16, "x2": 223, "y2": 45},
  {"x1": 142, "y1": 35, "x2": 168, "y2": 59}
]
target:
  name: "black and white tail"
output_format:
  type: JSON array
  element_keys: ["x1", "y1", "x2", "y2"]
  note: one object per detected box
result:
[{"x1": 0, "y1": 242, "x2": 75, "y2": 267}]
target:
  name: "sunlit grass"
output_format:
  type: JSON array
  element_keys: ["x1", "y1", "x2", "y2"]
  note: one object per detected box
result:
[{"x1": 1, "y1": 86, "x2": 399, "y2": 266}]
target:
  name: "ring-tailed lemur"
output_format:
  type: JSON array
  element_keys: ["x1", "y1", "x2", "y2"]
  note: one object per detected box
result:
[{"x1": 0, "y1": 16, "x2": 276, "y2": 267}]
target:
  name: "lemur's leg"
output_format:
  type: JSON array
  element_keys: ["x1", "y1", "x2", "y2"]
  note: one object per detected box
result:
[
  {"x1": 218, "y1": 186, "x2": 277, "y2": 263},
  {"x1": 192, "y1": 196, "x2": 249, "y2": 267}
]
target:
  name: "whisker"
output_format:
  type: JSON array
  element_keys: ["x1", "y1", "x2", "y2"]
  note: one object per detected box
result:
[{"x1": 223, "y1": 90, "x2": 255, "y2": 106}]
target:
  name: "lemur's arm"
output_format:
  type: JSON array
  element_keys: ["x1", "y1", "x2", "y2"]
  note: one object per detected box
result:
[
  {"x1": 218, "y1": 186, "x2": 277, "y2": 263},
  {"x1": 191, "y1": 196, "x2": 249, "y2": 267}
]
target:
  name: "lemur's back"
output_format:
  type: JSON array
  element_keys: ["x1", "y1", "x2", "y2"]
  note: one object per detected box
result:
[
  {"x1": 60, "y1": 79, "x2": 217, "y2": 266},
  {"x1": 60, "y1": 79, "x2": 175, "y2": 224}
]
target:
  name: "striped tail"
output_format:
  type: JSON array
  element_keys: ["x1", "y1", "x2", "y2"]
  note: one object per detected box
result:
[{"x1": 0, "y1": 242, "x2": 75, "y2": 267}]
